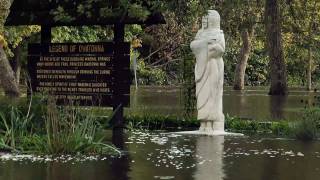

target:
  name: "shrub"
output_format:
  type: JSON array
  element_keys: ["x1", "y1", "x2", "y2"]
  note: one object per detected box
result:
[
  {"x1": 0, "y1": 97, "x2": 120, "y2": 155},
  {"x1": 0, "y1": 106, "x2": 33, "y2": 151},
  {"x1": 125, "y1": 114, "x2": 199, "y2": 130},
  {"x1": 292, "y1": 108, "x2": 320, "y2": 141},
  {"x1": 270, "y1": 121, "x2": 292, "y2": 136}
]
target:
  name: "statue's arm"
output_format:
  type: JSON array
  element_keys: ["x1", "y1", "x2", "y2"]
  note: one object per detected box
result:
[
  {"x1": 190, "y1": 38, "x2": 207, "y2": 54},
  {"x1": 207, "y1": 33, "x2": 225, "y2": 58}
]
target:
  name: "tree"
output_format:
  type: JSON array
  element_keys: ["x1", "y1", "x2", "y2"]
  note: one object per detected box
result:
[
  {"x1": 265, "y1": 0, "x2": 288, "y2": 95},
  {"x1": 223, "y1": 0, "x2": 263, "y2": 90},
  {"x1": 285, "y1": 0, "x2": 320, "y2": 90},
  {"x1": 233, "y1": 29, "x2": 255, "y2": 90},
  {"x1": 5, "y1": 26, "x2": 40, "y2": 84},
  {"x1": 0, "y1": 0, "x2": 20, "y2": 97}
]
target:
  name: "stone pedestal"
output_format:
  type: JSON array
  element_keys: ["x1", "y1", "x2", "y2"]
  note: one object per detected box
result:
[{"x1": 175, "y1": 130, "x2": 243, "y2": 136}]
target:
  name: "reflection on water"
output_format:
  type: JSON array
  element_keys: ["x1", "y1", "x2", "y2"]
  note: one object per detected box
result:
[
  {"x1": 129, "y1": 86, "x2": 319, "y2": 121},
  {"x1": 270, "y1": 95, "x2": 287, "y2": 120},
  {"x1": 111, "y1": 129, "x2": 130, "y2": 180},
  {"x1": 2, "y1": 131, "x2": 320, "y2": 180},
  {"x1": 194, "y1": 136, "x2": 225, "y2": 180}
]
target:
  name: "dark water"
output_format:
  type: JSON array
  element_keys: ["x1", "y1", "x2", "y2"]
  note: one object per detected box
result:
[
  {"x1": 1, "y1": 131, "x2": 320, "y2": 180},
  {"x1": 129, "y1": 86, "x2": 319, "y2": 121}
]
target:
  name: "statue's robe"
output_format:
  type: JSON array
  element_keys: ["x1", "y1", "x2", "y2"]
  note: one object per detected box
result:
[{"x1": 190, "y1": 29, "x2": 225, "y2": 124}]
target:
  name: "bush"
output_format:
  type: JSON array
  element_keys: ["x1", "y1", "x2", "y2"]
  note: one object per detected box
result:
[
  {"x1": 292, "y1": 108, "x2": 320, "y2": 141},
  {"x1": 125, "y1": 114, "x2": 199, "y2": 130},
  {"x1": 0, "y1": 96, "x2": 46, "y2": 132},
  {"x1": 0, "y1": 97, "x2": 120, "y2": 155},
  {"x1": 270, "y1": 121, "x2": 292, "y2": 136},
  {"x1": 0, "y1": 106, "x2": 33, "y2": 152},
  {"x1": 225, "y1": 116, "x2": 258, "y2": 132},
  {"x1": 126, "y1": 114, "x2": 292, "y2": 135}
]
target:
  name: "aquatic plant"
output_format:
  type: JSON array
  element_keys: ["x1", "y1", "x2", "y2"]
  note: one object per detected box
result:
[
  {"x1": 292, "y1": 108, "x2": 320, "y2": 141},
  {"x1": 44, "y1": 97, "x2": 120, "y2": 154},
  {"x1": 0, "y1": 106, "x2": 32, "y2": 151},
  {"x1": 125, "y1": 114, "x2": 199, "y2": 130},
  {"x1": 0, "y1": 98, "x2": 120, "y2": 155},
  {"x1": 125, "y1": 114, "x2": 297, "y2": 137}
]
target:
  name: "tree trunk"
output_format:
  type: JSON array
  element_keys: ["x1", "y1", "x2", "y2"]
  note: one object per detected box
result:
[
  {"x1": 0, "y1": 0, "x2": 20, "y2": 97},
  {"x1": 265, "y1": 0, "x2": 288, "y2": 95},
  {"x1": 307, "y1": 47, "x2": 312, "y2": 91},
  {"x1": 0, "y1": 47, "x2": 20, "y2": 97},
  {"x1": 233, "y1": 29, "x2": 254, "y2": 90},
  {"x1": 12, "y1": 45, "x2": 21, "y2": 85},
  {"x1": 306, "y1": 0, "x2": 317, "y2": 91}
]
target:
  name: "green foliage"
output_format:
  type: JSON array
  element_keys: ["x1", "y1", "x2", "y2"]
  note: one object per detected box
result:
[
  {"x1": 128, "y1": 3, "x2": 150, "y2": 21},
  {"x1": 0, "y1": 0, "x2": 11, "y2": 32},
  {"x1": 125, "y1": 114, "x2": 199, "y2": 130},
  {"x1": 99, "y1": 7, "x2": 114, "y2": 18},
  {"x1": 245, "y1": 48, "x2": 269, "y2": 85},
  {"x1": 1, "y1": 0, "x2": 319, "y2": 90},
  {"x1": 225, "y1": 116, "x2": 259, "y2": 132},
  {"x1": 4, "y1": 26, "x2": 40, "y2": 56},
  {"x1": 125, "y1": 24, "x2": 143, "y2": 42},
  {"x1": 0, "y1": 106, "x2": 32, "y2": 151},
  {"x1": 48, "y1": 0, "x2": 163, "y2": 23},
  {"x1": 52, "y1": 26, "x2": 113, "y2": 43},
  {"x1": 0, "y1": 98, "x2": 119, "y2": 155},
  {"x1": 180, "y1": 44, "x2": 196, "y2": 118},
  {"x1": 292, "y1": 108, "x2": 320, "y2": 141},
  {"x1": 270, "y1": 121, "x2": 292, "y2": 136},
  {"x1": 136, "y1": 60, "x2": 167, "y2": 85},
  {"x1": 124, "y1": 113, "x2": 291, "y2": 135},
  {"x1": 45, "y1": 98, "x2": 118, "y2": 154},
  {"x1": 50, "y1": 6, "x2": 75, "y2": 23},
  {"x1": 0, "y1": 96, "x2": 45, "y2": 130},
  {"x1": 125, "y1": 113, "x2": 320, "y2": 142}
]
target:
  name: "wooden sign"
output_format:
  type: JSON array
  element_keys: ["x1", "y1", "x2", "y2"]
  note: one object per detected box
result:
[{"x1": 28, "y1": 42, "x2": 131, "y2": 107}]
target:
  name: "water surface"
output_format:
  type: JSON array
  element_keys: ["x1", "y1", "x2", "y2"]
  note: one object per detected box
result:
[
  {"x1": 130, "y1": 86, "x2": 319, "y2": 121},
  {"x1": 1, "y1": 131, "x2": 320, "y2": 180}
]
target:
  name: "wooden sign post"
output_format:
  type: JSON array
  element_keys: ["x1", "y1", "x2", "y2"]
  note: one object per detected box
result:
[{"x1": 112, "y1": 23, "x2": 126, "y2": 129}]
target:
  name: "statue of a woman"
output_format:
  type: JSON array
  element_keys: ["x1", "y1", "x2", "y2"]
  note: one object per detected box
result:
[{"x1": 190, "y1": 10, "x2": 225, "y2": 134}]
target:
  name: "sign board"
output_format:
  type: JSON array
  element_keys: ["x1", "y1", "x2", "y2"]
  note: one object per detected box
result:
[{"x1": 28, "y1": 42, "x2": 131, "y2": 107}]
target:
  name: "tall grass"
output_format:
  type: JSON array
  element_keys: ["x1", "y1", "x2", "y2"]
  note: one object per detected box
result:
[
  {"x1": 0, "y1": 106, "x2": 33, "y2": 151},
  {"x1": 292, "y1": 108, "x2": 320, "y2": 141},
  {"x1": 0, "y1": 97, "x2": 120, "y2": 155},
  {"x1": 45, "y1": 98, "x2": 119, "y2": 154}
]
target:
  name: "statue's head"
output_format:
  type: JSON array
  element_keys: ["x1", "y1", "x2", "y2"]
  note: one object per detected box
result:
[
  {"x1": 207, "y1": 10, "x2": 220, "y2": 29},
  {"x1": 201, "y1": 16, "x2": 208, "y2": 30}
]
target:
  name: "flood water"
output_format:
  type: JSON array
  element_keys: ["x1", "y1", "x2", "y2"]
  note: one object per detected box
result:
[
  {"x1": 130, "y1": 86, "x2": 319, "y2": 121},
  {"x1": 1, "y1": 86, "x2": 318, "y2": 179},
  {"x1": 1, "y1": 131, "x2": 320, "y2": 180}
]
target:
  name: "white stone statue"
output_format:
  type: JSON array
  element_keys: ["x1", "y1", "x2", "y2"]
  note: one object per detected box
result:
[{"x1": 190, "y1": 10, "x2": 226, "y2": 135}]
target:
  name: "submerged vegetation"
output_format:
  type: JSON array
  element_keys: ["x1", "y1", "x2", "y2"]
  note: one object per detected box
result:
[
  {"x1": 125, "y1": 114, "x2": 291, "y2": 134},
  {"x1": 292, "y1": 108, "x2": 320, "y2": 141},
  {"x1": 125, "y1": 110, "x2": 320, "y2": 141},
  {"x1": 0, "y1": 97, "x2": 119, "y2": 155}
]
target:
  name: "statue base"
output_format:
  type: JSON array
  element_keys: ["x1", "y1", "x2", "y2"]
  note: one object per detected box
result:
[
  {"x1": 176, "y1": 119, "x2": 244, "y2": 136},
  {"x1": 174, "y1": 130, "x2": 244, "y2": 136}
]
